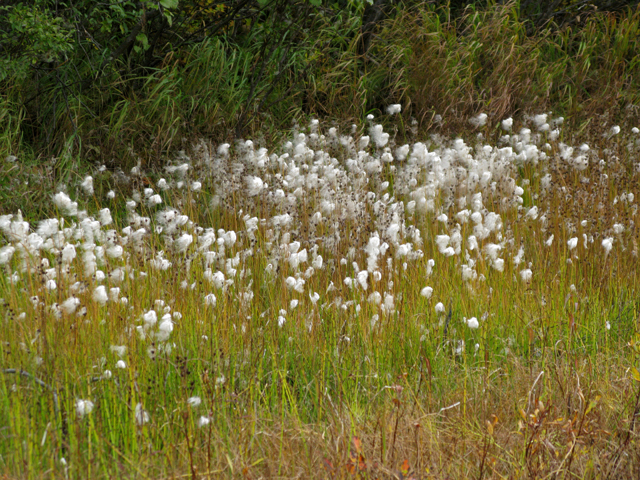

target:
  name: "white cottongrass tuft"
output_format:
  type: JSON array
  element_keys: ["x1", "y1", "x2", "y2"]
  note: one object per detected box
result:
[
  {"x1": 466, "y1": 317, "x2": 479, "y2": 329},
  {"x1": 93, "y1": 286, "x2": 108, "y2": 305},
  {"x1": 435, "y1": 302, "x2": 445, "y2": 314},
  {"x1": 470, "y1": 113, "x2": 488, "y2": 128},
  {"x1": 53, "y1": 192, "x2": 78, "y2": 216},
  {"x1": 501, "y1": 118, "x2": 513, "y2": 131},
  {"x1": 61, "y1": 297, "x2": 80, "y2": 315},
  {"x1": 420, "y1": 286, "x2": 433, "y2": 298},
  {"x1": 520, "y1": 269, "x2": 533, "y2": 282},
  {"x1": 81, "y1": 176, "x2": 94, "y2": 195},
  {"x1": 135, "y1": 403, "x2": 150, "y2": 425},
  {"x1": 567, "y1": 237, "x2": 578, "y2": 250},
  {"x1": 99, "y1": 208, "x2": 113, "y2": 225},
  {"x1": 602, "y1": 237, "x2": 613, "y2": 254},
  {"x1": 174, "y1": 233, "x2": 193, "y2": 253},
  {"x1": 245, "y1": 176, "x2": 265, "y2": 196},
  {"x1": 369, "y1": 124, "x2": 389, "y2": 148},
  {"x1": 187, "y1": 396, "x2": 202, "y2": 408},
  {"x1": 75, "y1": 399, "x2": 94, "y2": 418},
  {"x1": 386, "y1": 104, "x2": 402, "y2": 115},
  {"x1": 0, "y1": 245, "x2": 15, "y2": 265},
  {"x1": 545, "y1": 234, "x2": 554, "y2": 247},
  {"x1": 204, "y1": 293, "x2": 216, "y2": 306}
]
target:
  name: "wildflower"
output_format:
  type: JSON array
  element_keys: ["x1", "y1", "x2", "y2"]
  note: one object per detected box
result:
[
  {"x1": 187, "y1": 396, "x2": 202, "y2": 408},
  {"x1": 520, "y1": 269, "x2": 533, "y2": 282},
  {"x1": 435, "y1": 235, "x2": 450, "y2": 254},
  {"x1": 0, "y1": 245, "x2": 16, "y2": 265},
  {"x1": 110, "y1": 345, "x2": 126, "y2": 357},
  {"x1": 61, "y1": 297, "x2": 80, "y2": 315},
  {"x1": 99, "y1": 208, "x2": 113, "y2": 226},
  {"x1": 435, "y1": 302, "x2": 445, "y2": 314},
  {"x1": 135, "y1": 403, "x2": 150, "y2": 425},
  {"x1": 484, "y1": 243, "x2": 501, "y2": 261},
  {"x1": 93, "y1": 286, "x2": 108, "y2": 305},
  {"x1": 143, "y1": 310, "x2": 157, "y2": 328},
  {"x1": 156, "y1": 315, "x2": 173, "y2": 342},
  {"x1": 357, "y1": 271, "x2": 369, "y2": 290},
  {"x1": 115, "y1": 360, "x2": 126, "y2": 369},
  {"x1": 76, "y1": 399, "x2": 94, "y2": 418},
  {"x1": 426, "y1": 259, "x2": 435, "y2": 276},
  {"x1": 245, "y1": 176, "x2": 265, "y2": 196},
  {"x1": 466, "y1": 317, "x2": 479, "y2": 329},
  {"x1": 533, "y1": 114, "x2": 547, "y2": 129},
  {"x1": 147, "y1": 194, "x2": 162, "y2": 207},
  {"x1": 53, "y1": 192, "x2": 78, "y2": 216},
  {"x1": 386, "y1": 104, "x2": 402, "y2": 115},
  {"x1": 198, "y1": 416, "x2": 211, "y2": 428},
  {"x1": 81, "y1": 176, "x2": 94, "y2": 195},
  {"x1": 61, "y1": 244, "x2": 76, "y2": 263},
  {"x1": 525, "y1": 206, "x2": 538, "y2": 220},
  {"x1": 420, "y1": 286, "x2": 433, "y2": 298},
  {"x1": 470, "y1": 113, "x2": 488, "y2": 128},
  {"x1": 501, "y1": 118, "x2": 513, "y2": 131},
  {"x1": 545, "y1": 234, "x2": 554, "y2": 247},
  {"x1": 204, "y1": 293, "x2": 216, "y2": 306},
  {"x1": 370, "y1": 124, "x2": 389, "y2": 148},
  {"x1": 106, "y1": 245, "x2": 123, "y2": 258},
  {"x1": 567, "y1": 237, "x2": 578, "y2": 250},
  {"x1": 309, "y1": 292, "x2": 320, "y2": 304},
  {"x1": 602, "y1": 237, "x2": 613, "y2": 254},
  {"x1": 174, "y1": 233, "x2": 193, "y2": 253}
]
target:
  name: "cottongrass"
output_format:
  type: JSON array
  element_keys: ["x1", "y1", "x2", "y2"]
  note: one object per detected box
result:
[{"x1": 1, "y1": 112, "x2": 640, "y2": 478}]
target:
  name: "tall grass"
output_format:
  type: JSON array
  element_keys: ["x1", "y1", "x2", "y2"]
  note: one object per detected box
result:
[
  {"x1": 2, "y1": 111, "x2": 640, "y2": 477},
  {"x1": 394, "y1": 1, "x2": 640, "y2": 135}
]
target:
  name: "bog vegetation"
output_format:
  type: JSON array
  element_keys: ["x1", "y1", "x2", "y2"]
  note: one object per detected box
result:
[{"x1": 1, "y1": 0, "x2": 640, "y2": 478}]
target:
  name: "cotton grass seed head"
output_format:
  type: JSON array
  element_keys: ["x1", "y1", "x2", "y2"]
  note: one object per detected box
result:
[{"x1": 75, "y1": 399, "x2": 94, "y2": 418}]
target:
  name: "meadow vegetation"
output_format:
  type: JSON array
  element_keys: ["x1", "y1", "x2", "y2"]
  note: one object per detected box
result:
[{"x1": 2, "y1": 1, "x2": 640, "y2": 478}]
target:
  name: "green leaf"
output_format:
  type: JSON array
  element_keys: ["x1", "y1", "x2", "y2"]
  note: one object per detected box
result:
[
  {"x1": 632, "y1": 366, "x2": 640, "y2": 383},
  {"x1": 308, "y1": 0, "x2": 322, "y2": 5},
  {"x1": 136, "y1": 32, "x2": 149, "y2": 50},
  {"x1": 159, "y1": 0, "x2": 179, "y2": 8}
]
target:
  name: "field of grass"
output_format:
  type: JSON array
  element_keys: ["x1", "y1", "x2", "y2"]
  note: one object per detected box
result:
[
  {"x1": 2, "y1": 2, "x2": 640, "y2": 479},
  {"x1": 2, "y1": 111, "x2": 640, "y2": 478}
]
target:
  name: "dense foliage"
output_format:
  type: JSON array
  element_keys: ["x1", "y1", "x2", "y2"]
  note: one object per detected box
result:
[{"x1": 1, "y1": 0, "x2": 639, "y2": 165}]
